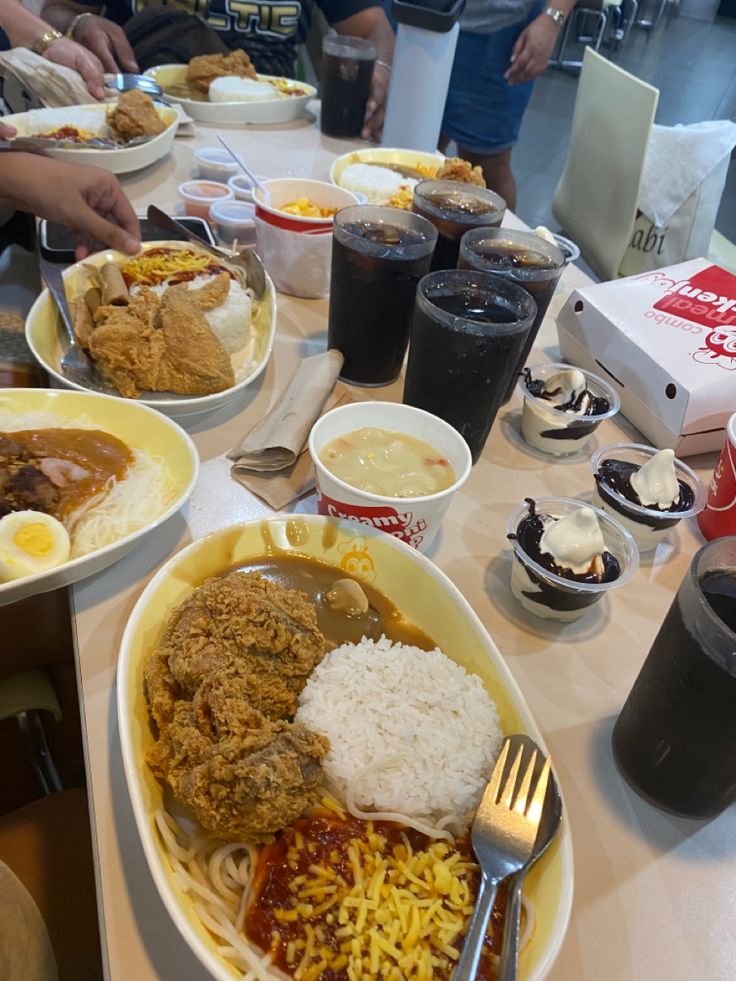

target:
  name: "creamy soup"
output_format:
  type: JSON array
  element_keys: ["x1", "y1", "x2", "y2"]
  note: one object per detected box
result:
[{"x1": 319, "y1": 427, "x2": 456, "y2": 498}]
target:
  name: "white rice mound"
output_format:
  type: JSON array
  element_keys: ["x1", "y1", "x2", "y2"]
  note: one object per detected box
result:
[
  {"x1": 295, "y1": 636, "x2": 503, "y2": 824},
  {"x1": 339, "y1": 163, "x2": 417, "y2": 205},
  {"x1": 209, "y1": 76, "x2": 275, "y2": 103}
]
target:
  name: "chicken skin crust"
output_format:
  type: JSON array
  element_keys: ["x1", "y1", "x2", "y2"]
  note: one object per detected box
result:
[{"x1": 144, "y1": 573, "x2": 330, "y2": 841}]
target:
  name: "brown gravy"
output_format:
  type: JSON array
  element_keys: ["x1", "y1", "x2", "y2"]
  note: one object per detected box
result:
[
  {"x1": 235, "y1": 554, "x2": 436, "y2": 649},
  {"x1": 1, "y1": 428, "x2": 132, "y2": 516}
]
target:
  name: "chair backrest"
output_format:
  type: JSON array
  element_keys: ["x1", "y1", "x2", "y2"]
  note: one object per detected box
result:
[{"x1": 552, "y1": 48, "x2": 659, "y2": 280}]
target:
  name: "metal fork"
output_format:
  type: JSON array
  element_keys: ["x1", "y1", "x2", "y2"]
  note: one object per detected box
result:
[
  {"x1": 39, "y1": 257, "x2": 112, "y2": 395},
  {"x1": 453, "y1": 736, "x2": 552, "y2": 981}
]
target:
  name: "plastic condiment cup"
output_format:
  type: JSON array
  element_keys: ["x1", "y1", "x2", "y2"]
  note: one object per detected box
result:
[
  {"x1": 518, "y1": 362, "x2": 620, "y2": 457},
  {"x1": 590, "y1": 443, "x2": 707, "y2": 552},
  {"x1": 178, "y1": 180, "x2": 234, "y2": 220},
  {"x1": 550, "y1": 233, "x2": 580, "y2": 265},
  {"x1": 228, "y1": 174, "x2": 257, "y2": 202},
  {"x1": 210, "y1": 199, "x2": 256, "y2": 245},
  {"x1": 194, "y1": 147, "x2": 242, "y2": 183},
  {"x1": 308, "y1": 401, "x2": 472, "y2": 554},
  {"x1": 507, "y1": 496, "x2": 639, "y2": 622}
]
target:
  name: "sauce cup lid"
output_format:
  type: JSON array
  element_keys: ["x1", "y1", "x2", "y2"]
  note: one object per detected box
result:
[{"x1": 507, "y1": 495, "x2": 639, "y2": 593}]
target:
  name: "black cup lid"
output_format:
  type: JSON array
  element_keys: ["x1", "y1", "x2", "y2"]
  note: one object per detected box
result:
[{"x1": 390, "y1": 0, "x2": 466, "y2": 33}]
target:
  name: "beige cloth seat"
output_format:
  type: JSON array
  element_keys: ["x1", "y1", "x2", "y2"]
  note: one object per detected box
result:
[{"x1": 551, "y1": 48, "x2": 659, "y2": 280}]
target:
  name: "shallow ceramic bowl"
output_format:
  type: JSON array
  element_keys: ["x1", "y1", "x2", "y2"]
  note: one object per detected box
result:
[
  {"x1": 25, "y1": 241, "x2": 277, "y2": 418},
  {"x1": 0, "y1": 388, "x2": 198, "y2": 605},
  {"x1": 3, "y1": 102, "x2": 180, "y2": 174},
  {"x1": 117, "y1": 515, "x2": 574, "y2": 981},
  {"x1": 144, "y1": 65, "x2": 315, "y2": 124}
]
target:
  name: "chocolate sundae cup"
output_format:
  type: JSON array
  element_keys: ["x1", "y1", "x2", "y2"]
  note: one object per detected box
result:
[
  {"x1": 507, "y1": 497, "x2": 638, "y2": 621},
  {"x1": 591, "y1": 443, "x2": 706, "y2": 552},
  {"x1": 519, "y1": 362, "x2": 619, "y2": 457}
]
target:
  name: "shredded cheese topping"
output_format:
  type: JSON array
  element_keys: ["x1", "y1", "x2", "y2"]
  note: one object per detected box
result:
[{"x1": 121, "y1": 248, "x2": 219, "y2": 286}]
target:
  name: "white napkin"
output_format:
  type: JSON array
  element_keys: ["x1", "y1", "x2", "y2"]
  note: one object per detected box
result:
[
  {"x1": 638, "y1": 120, "x2": 736, "y2": 228},
  {"x1": 0, "y1": 48, "x2": 90, "y2": 108}
]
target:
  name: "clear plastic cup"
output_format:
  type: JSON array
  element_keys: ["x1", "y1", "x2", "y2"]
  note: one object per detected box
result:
[
  {"x1": 308, "y1": 401, "x2": 472, "y2": 554},
  {"x1": 507, "y1": 496, "x2": 638, "y2": 621},
  {"x1": 518, "y1": 362, "x2": 620, "y2": 456},
  {"x1": 590, "y1": 443, "x2": 707, "y2": 552},
  {"x1": 412, "y1": 179, "x2": 506, "y2": 272}
]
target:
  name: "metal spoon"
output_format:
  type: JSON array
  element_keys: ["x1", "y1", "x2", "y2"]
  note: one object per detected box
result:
[
  {"x1": 106, "y1": 73, "x2": 163, "y2": 97},
  {"x1": 38, "y1": 256, "x2": 114, "y2": 395},
  {"x1": 497, "y1": 734, "x2": 563, "y2": 981}
]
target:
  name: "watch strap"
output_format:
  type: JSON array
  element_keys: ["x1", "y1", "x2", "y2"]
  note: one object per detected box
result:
[
  {"x1": 545, "y1": 7, "x2": 567, "y2": 26},
  {"x1": 31, "y1": 28, "x2": 63, "y2": 56}
]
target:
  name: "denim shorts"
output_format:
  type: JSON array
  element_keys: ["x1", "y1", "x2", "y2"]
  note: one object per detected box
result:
[{"x1": 442, "y1": 2, "x2": 544, "y2": 156}]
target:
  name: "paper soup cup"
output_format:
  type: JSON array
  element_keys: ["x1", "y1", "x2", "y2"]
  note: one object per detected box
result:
[
  {"x1": 308, "y1": 402, "x2": 472, "y2": 553},
  {"x1": 254, "y1": 178, "x2": 360, "y2": 232},
  {"x1": 254, "y1": 178, "x2": 360, "y2": 298}
]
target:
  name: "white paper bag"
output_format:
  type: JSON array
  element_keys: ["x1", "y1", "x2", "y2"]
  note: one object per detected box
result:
[
  {"x1": 255, "y1": 218, "x2": 332, "y2": 298},
  {"x1": 619, "y1": 120, "x2": 736, "y2": 276}
]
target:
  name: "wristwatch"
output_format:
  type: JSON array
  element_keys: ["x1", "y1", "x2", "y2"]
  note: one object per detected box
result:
[
  {"x1": 544, "y1": 7, "x2": 567, "y2": 26},
  {"x1": 31, "y1": 28, "x2": 63, "y2": 56}
]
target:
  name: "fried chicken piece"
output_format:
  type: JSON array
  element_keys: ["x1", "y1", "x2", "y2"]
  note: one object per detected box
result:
[
  {"x1": 156, "y1": 280, "x2": 235, "y2": 395},
  {"x1": 158, "y1": 572, "x2": 326, "y2": 715},
  {"x1": 186, "y1": 50, "x2": 257, "y2": 94},
  {"x1": 436, "y1": 156, "x2": 487, "y2": 188},
  {"x1": 108, "y1": 90, "x2": 166, "y2": 142},
  {"x1": 148, "y1": 681, "x2": 328, "y2": 842},
  {"x1": 143, "y1": 649, "x2": 183, "y2": 730},
  {"x1": 88, "y1": 289, "x2": 165, "y2": 398}
]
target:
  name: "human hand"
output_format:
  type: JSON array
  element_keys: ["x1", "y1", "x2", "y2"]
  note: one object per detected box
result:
[
  {"x1": 72, "y1": 14, "x2": 138, "y2": 74},
  {"x1": 43, "y1": 36, "x2": 106, "y2": 100},
  {"x1": 0, "y1": 121, "x2": 17, "y2": 139},
  {"x1": 361, "y1": 60, "x2": 390, "y2": 142},
  {"x1": 2, "y1": 154, "x2": 140, "y2": 259},
  {"x1": 505, "y1": 14, "x2": 559, "y2": 85}
]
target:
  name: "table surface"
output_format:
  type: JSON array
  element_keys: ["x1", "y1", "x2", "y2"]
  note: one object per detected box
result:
[{"x1": 64, "y1": 113, "x2": 735, "y2": 981}]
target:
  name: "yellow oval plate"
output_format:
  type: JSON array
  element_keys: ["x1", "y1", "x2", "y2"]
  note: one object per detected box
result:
[
  {"x1": 118, "y1": 515, "x2": 573, "y2": 981},
  {"x1": 25, "y1": 241, "x2": 277, "y2": 418},
  {"x1": 0, "y1": 388, "x2": 198, "y2": 605}
]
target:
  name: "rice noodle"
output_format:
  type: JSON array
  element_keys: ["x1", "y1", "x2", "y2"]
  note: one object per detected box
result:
[{"x1": 345, "y1": 755, "x2": 458, "y2": 842}]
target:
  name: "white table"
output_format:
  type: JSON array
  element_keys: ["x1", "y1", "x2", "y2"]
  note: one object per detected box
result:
[{"x1": 69, "y1": 114, "x2": 735, "y2": 981}]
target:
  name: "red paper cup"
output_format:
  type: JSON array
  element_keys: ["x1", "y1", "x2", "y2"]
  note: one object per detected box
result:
[{"x1": 698, "y1": 412, "x2": 736, "y2": 541}]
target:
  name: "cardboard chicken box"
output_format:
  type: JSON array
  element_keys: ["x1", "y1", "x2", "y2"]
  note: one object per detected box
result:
[{"x1": 556, "y1": 259, "x2": 736, "y2": 457}]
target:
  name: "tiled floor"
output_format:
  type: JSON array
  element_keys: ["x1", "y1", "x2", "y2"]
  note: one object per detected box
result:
[{"x1": 511, "y1": 12, "x2": 736, "y2": 267}]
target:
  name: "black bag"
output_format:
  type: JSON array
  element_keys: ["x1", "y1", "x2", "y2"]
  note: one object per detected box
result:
[{"x1": 124, "y1": 8, "x2": 230, "y2": 71}]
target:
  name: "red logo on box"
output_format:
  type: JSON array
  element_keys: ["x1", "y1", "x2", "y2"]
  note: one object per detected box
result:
[
  {"x1": 316, "y1": 492, "x2": 427, "y2": 548},
  {"x1": 648, "y1": 265, "x2": 736, "y2": 370}
]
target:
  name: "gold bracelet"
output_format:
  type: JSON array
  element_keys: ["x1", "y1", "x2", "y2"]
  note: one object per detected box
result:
[
  {"x1": 66, "y1": 11, "x2": 95, "y2": 39},
  {"x1": 31, "y1": 28, "x2": 63, "y2": 56}
]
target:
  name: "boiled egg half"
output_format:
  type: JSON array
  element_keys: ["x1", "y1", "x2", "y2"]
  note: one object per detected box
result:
[{"x1": 0, "y1": 511, "x2": 71, "y2": 581}]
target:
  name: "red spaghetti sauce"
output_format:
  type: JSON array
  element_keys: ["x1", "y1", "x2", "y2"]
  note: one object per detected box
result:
[{"x1": 244, "y1": 808, "x2": 507, "y2": 980}]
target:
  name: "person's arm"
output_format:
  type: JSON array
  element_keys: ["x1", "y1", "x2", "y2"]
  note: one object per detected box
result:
[
  {"x1": 0, "y1": 153, "x2": 141, "y2": 259},
  {"x1": 504, "y1": 0, "x2": 575, "y2": 85},
  {"x1": 321, "y1": 4, "x2": 395, "y2": 142},
  {"x1": 0, "y1": 0, "x2": 106, "y2": 97},
  {"x1": 39, "y1": 0, "x2": 138, "y2": 73}
]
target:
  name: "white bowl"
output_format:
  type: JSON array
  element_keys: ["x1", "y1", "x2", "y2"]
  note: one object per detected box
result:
[
  {"x1": 2, "y1": 102, "x2": 180, "y2": 175},
  {"x1": 0, "y1": 388, "x2": 198, "y2": 606},
  {"x1": 309, "y1": 401, "x2": 472, "y2": 553},
  {"x1": 144, "y1": 64, "x2": 315, "y2": 124},
  {"x1": 254, "y1": 177, "x2": 361, "y2": 232},
  {"x1": 330, "y1": 146, "x2": 445, "y2": 204},
  {"x1": 25, "y1": 241, "x2": 277, "y2": 419},
  {"x1": 117, "y1": 515, "x2": 574, "y2": 981}
]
